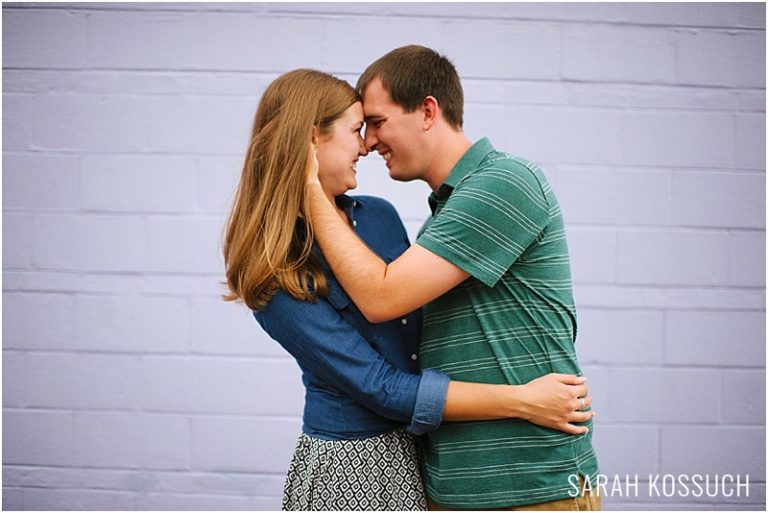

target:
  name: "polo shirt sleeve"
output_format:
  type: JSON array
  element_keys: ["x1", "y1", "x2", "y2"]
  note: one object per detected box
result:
[
  {"x1": 255, "y1": 291, "x2": 448, "y2": 434},
  {"x1": 416, "y1": 164, "x2": 550, "y2": 288}
]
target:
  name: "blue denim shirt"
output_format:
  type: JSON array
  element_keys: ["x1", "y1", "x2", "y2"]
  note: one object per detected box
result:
[{"x1": 254, "y1": 195, "x2": 450, "y2": 441}]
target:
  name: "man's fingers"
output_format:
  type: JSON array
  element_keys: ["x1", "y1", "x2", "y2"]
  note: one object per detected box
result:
[
  {"x1": 570, "y1": 384, "x2": 589, "y2": 399},
  {"x1": 571, "y1": 393, "x2": 591, "y2": 410},
  {"x1": 568, "y1": 411, "x2": 595, "y2": 423},
  {"x1": 552, "y1": 373, "x2": 586, "y2": 385},
  {"x1": 558, "y1": 422, "x2": 590, "y2": 435},
  {"x1": 579, "y1": 395, "x2": 593, "y2": 410}
]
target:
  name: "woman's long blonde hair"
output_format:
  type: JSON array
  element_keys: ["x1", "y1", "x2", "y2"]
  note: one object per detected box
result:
[{"x1": 223, "y1": 69, "x2": 359, "y2": 310}]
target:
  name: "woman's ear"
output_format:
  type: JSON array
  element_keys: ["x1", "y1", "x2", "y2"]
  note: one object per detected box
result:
[{"x1": 311, "y1": 126, "x2": 320, "y2": 145}]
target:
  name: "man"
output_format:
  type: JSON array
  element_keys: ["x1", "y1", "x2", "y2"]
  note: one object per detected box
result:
[{"x1": 306, "y1": 45, "x2": 600, "y2": 510}]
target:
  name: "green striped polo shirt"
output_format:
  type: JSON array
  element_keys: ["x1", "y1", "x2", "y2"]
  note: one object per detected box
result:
[{"x1": 415, "y1": 138, "x2": 599, "y2": 509}]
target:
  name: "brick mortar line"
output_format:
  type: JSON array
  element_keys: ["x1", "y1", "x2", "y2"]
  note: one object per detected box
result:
[
  {"x1": 5, "y1": 353, "x2": 765, "y2": 371},
  {"x1": 4, "y1": 150, "x2": 765, "y2": 173},
  {"x1": 3, "y1": 67, "x2": 766, "y2": 91},
  {"x1": 1, "y1": 485, "x2": 282, "y2": 498},
  {"x1": 4, "y1": 212, "x2": 767, "y2": 230},
  {"x1": 5, "y1": 462, "x2": 762, "y2": 483},
  {"x1": 3, "y1": 68, "x2": 766, "y2": 92},
  {"x1": 1, "y1": 348, "x2": 294, "y2": 359},
  {"x1": 3, "y1": 5, "x2": 767, "y2": 32},
  {"x1": 3, "y1": 279, "x2": 765, "y2": 291},
  {"x1": 2, "y1": 406, "x2": 302, "y2": 419},
  {"x1": 2, "y1": 410, "x2": 762, "y2": 427},
  {"x1": 2, "y1": 462, "x2": 288, "y2": 477}
]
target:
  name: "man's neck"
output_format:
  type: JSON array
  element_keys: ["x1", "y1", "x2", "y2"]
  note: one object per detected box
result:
[{"x1": 423, "y1": 130, "x2": 473, "y2": 191}]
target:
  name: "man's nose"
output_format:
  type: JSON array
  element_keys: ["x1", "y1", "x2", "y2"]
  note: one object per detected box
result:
[
  {"x1": 364, "y1": 130, "x2": 378, "y2": 153},
  {"x1": 358, "y1": 135, "x2": 368, "y2": 157}
]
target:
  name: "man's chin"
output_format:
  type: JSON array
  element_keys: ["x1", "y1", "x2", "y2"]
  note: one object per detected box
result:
[{"x1": 388, "y1": 168, "x2": 413, "y2": 183}]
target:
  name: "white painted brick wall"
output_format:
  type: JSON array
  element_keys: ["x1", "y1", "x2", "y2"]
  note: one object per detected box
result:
[{"x1": 3, "y1": 3, "x2": 764, "y2": 511}]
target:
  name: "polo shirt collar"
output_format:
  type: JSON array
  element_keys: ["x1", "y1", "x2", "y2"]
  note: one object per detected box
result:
[
  {"x1": 442, "y1": 137, "x2": 494, "y2": 190},
  {"x1": 429, "y1": 138, "x2": 494, "y2": 213}
]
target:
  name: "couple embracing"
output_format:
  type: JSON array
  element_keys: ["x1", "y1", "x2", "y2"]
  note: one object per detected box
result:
[{"x1": 224, "y1": 45, "x2": 600, "y2": 511}]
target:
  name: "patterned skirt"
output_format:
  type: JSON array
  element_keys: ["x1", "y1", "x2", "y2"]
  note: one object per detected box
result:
[{"x1": 282, "y1": 428, "x2": 427, "y2": 511}]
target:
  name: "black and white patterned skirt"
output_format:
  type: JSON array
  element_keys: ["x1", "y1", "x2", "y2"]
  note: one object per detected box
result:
[{"x1": 282, "y1": 428, "x2": 427, "y2": 511}]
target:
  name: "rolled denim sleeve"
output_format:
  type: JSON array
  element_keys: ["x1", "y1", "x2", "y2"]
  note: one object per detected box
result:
[
  {"x1": 256, "y1": 290, "x2": 441, "y2": 425},
  {"x1": 408, "y1": 368, "x2": 450, "y2": 435}
]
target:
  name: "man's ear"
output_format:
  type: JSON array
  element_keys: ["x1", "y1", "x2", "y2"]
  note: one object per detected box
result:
[{"x1": 422, "y1": 96, "x2": 439, "y2": 130}]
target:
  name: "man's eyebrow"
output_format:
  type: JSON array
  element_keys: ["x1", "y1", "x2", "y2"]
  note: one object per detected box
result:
[{"x1": 364, "y1": 115, "x2": 384, "y2": 123}]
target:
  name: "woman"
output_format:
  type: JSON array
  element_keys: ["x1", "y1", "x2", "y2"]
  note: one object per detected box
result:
[{"x1": 223, "y1": 69, "x2": 593, "y2": 511}]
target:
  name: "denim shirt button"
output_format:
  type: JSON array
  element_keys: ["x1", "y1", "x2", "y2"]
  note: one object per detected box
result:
[
  {"x1": 401, "y1": 318, "x2": 408, "y2": 325},
  {"x1": 411, "y1": 353, "x2": 418, "y2": 361},
  {"x1": 352, "y1": 220, "x2": 358, "y2": 227}
]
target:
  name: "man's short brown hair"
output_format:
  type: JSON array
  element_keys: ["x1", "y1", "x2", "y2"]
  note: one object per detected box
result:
[{"x1": 356, "y1": 45, "x2": 464, "y2": 130}]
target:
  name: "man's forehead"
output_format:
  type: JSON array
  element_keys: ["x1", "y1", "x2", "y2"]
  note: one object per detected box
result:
[
  {"x1": 362, "y1": 104, "x2": 383, "y2": 120},
  {"x1": 362, "y1": 103, "x2": 386, "y2": 121},
  {"x1": 361, "y1": 79, "x2": 397, "y2": 118}
]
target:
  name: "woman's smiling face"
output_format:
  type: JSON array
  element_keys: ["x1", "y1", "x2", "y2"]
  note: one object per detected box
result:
[{"x1": 316, "y1": 102, "x2": 368, "y2": 199}]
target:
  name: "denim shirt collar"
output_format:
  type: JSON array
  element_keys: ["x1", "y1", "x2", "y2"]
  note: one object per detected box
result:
[{"x1": 335, "y1": 194, "x2": 366, "y2": 220}]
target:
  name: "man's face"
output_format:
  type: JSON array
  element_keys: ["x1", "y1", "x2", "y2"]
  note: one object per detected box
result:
[{"x1": 361, "y1": 78, "x2": 427, "y2": 182}]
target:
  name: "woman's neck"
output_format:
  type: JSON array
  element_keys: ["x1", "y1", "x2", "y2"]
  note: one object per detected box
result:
[{"x1": 326, "y1": 191, "x2": 350, "y2": 225}]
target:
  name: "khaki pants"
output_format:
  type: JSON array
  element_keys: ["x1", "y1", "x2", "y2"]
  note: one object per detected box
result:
[{"x1": 427, "y1": 477, "x2": 602, "y2": 511}]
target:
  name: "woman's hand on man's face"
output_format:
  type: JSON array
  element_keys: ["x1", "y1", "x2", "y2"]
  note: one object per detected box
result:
[{"x1": 306, "y1": 142, "x2": 321, "y2": 186}]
